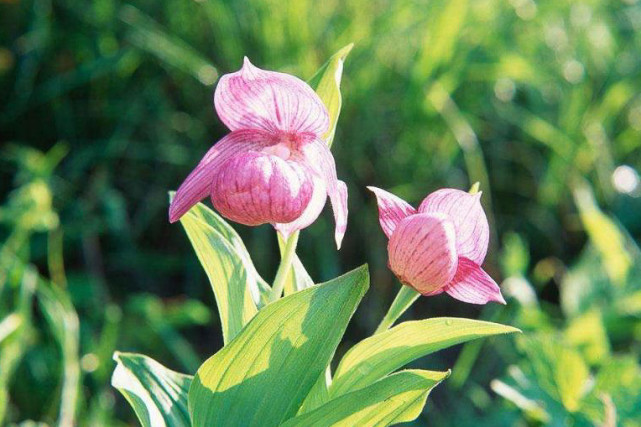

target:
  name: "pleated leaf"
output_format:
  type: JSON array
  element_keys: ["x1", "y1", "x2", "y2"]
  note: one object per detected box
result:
[
  {"x1": 331, "y1": 318, "x2": 520, "y2": 397},
  {"x1": 282, "y1": 370, "x2": 449, "y2": 427},
  {"x1": 112, "y1": 352, "x2": 192, "y2": 427},
  {"x1": 188, "y1": 265, "x2": 369, "y2": 427}
]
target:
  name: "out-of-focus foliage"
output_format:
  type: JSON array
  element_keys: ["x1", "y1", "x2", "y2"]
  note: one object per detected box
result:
[
  {"x1": 0, "y1": 149, "x2": 210, "y2": 426},
  {"x1": 1, "y1": 0, "x2": 641, "y2": 425}
]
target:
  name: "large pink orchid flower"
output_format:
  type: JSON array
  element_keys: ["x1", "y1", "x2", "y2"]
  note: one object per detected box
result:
[
  {"x1": 369, "y1": 187, "x2": 505, "y2": 305},
  {"x1": 169, "y1": 58, "x2": 348, "y2": 248}
]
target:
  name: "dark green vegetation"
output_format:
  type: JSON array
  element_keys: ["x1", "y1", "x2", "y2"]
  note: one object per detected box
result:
[{"x1": 1, "y1": 0, "x2": 641, "y2": 425}]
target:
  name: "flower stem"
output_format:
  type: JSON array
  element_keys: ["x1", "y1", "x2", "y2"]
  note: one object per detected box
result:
[
  {"x1": 374, "y1": 285, "x2": 420, "y2": 334},
  {"x1": 269, "y1": 232, "x2": 299, "y2": 302}
]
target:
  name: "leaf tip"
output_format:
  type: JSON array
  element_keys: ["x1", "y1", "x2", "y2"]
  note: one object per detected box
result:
[{"x1": 338, "y1": 43, "x2": 355, "y2": 60}]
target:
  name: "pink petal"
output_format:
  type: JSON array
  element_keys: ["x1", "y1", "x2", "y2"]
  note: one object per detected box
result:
[
  {"x1": 275, "y1": 174, "x2": 327, "y2": 238},
  {"x1": 169, "y1": 130, "x2": 275, "y2": 223},
  {"x1": 333, "y1": 180, "x2": 348, "y2": 248},
  {"x1": 388, "y1": 213, "x2": 458, "y2": 295},
  {"x1": 214, "y1": 57, "x2": 329, "y2": 136},
  {"x1": 211, "y1": 150, "x2": 314, "y2": 226},
  {"x1": 444, "y1": 257, "x2": 506, "y2": 304},
  {"x1": 367, "y1": 186, "x2": 417, "y2": 239},
  {"x1": 418, "y1": 188, "x2": 490, "y2": 265},
  {"x1": 299, "y1": 139, "x2": 348, "y2": 249}
]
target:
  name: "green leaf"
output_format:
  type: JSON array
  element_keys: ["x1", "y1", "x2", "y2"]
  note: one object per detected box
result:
[
  {"x1": 37, "y1": 280, "x2": 80, "y2": 427},
  {"x1": 331, "y1": 318, "x2": 519, "y2": 397},
  {"x1": 492, "y1": 334, "x2": 592, "y2": 420},
  {"x1": 573, "y1": 183, "x2": 631, "y2": 286},
  {"x1": 282, "y1": 370, "x2": 449, "y2": 427},
  {"x1": 0, "y1": 313, "x2": 23, "y2": 345},
  {"x1": 278, "y1": 232, "x2": 314, "y2": 296},
  {"x1": 176, "y1": 197, "x2": 270, "y2": 343},
  {"x1": 518, "y1": 335, "x2": 590, "y2": 413},
  {"x1": 308, "y1": 44, "x2": 353, "y2": 147},
  {"x1": 297, "y1": 367, "x2": 332, "y2": 414},
  {"x1": 188, "y1": 265, "x2": 369, "y2": 427},
  {"x1": 112, "y1": 352, "x2": 192, "y2": 427},
  {"x1": 564, "y1": 309, "x2": 610, "y2": 366}
]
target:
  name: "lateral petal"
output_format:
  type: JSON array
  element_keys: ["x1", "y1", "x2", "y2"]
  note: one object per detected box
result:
[
  {"x1": 418, "y1": 188, "x2": 490, "y2": 264},
  {"x1": 367, "y1": 186, "x2": 417, "y2": 239},
  {"x1": 444, "y1": 257, "x2": 506, "y2": 305},
  {"x1": 214, "y1": 57, "x2": 329, "y2": 136},
  {"x1": 299, "y1": 139, "x2": 348, "y2": 249},
  {"x1": 168, "y1": 130, "x2": 274, "y2": 223}
]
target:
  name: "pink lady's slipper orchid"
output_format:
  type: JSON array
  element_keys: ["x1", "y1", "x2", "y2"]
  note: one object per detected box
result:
[
  {"x1": 169, "y1": 58, "x2": 348, "y2": 248},
  {"x1": 369, "y1": 187, "x2": 505, "y2": 305}
]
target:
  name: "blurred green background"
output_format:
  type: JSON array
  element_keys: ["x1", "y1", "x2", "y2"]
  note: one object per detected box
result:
[{"x1": 2, "y1": 0, "x2": 641, "y2": 425}]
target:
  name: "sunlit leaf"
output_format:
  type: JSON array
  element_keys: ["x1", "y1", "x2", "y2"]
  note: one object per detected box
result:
[
  {"x1": 331, "y1": 318, "x2": 519, "y2": 397},
  {"x1": 188, "y1": 265, "x2": 369, "y2": 427},
  {"x1": 517, "y1": 335, "x2": 590, "y2": 413},
  {"x1": 573, "y1": 183, "x2": 631, "y2": 286},
  {"x1": 414, "y1": 0, "x2": 468, "y2": 80},
  {"x1": 112, "y1": 352, "x2": 192, "y2": 427},
  {"x1": 0, "y1": 313, "x2": 22, "y2": 345},
  {"x1": 308, "y1": 44, "x2": 353, "y2": 147},
  {"x1": 282, "y1": 370, "x2": 449, "y2": 427},
  {"x1": 297, "y1": 368, "x2": 332, "y2": 415},
  {"x1": 564, "y1": 309, "x2": 610, "y2": 366},
  {"x1": 176, "y1": 197, "x2": 270, "y2": 343},
  {"x1": 595, "y1": 356, "x2": 641, "y2": 423}
]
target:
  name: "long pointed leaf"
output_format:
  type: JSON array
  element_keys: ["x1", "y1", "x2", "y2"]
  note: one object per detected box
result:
[
  {"x1": 308, "y1": 44, "x2": 353, "y2": 147},
  {"x1": 188, "y1": 265, "x2": 369, "y2": 427},
  {"x1": 331, "y1": 318, "x2": 519, "y2": 397},
  {"x1": 282, "y1": 370, "x2": 449, "y2": 427},
  {"x1": 112, "y1": 352, "x2": 192, "y2": 427},
  {"x1": 177, "y1": 198, "x2": 269, "y2": 343}
]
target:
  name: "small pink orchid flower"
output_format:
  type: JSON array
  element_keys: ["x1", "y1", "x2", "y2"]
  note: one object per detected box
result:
[
  {"x1": 169, "y1": 58, "x2": 348, "y2": 248},
  {"x1": 369, "y1": 186, "x2": 505, "y2": 305}
]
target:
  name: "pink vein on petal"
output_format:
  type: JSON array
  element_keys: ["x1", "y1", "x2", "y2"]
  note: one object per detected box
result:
[
  {"x1": 211, "y1": 152, "x2": 314, "y2": 226},
  {"x1": 214, "y1": 57, "x2": 329, "y2": 136},
  {"x1": 300, "y1": 139, "x2": 348, "y2": 249},
  {"x1": 367, "y1": 186, "x2": 417, "y2": 239},
  {"x1": 168, "y1": 129, "x2": 274, "y2": 223},
  {"x1": 444, "y1": 257, "x2": 506, "y2": 305},
  {"x1": 418, "y1": 188, "x2": 490, "y2": 265},
  {"x1": 388, "y1": 213, "x2": 458, "y2": 295}
]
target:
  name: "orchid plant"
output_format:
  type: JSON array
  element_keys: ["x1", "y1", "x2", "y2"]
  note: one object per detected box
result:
[{"x1": 112, "y1": 46, "x2": 518, "y2": 427}]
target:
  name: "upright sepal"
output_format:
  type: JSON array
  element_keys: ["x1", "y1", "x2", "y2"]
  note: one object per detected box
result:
[
  {"x1": 215, "y1": 57, "x2": 329, "y2": 135},
  {"x1": 308, "y1": 43, "x2": 353, "y2": 147}
]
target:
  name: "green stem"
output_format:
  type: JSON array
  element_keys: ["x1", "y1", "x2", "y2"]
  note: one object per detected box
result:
[
  {"x1": 374, "y1": 285, "x2": 420, "y2": 334},
  {"x1": 269, "y1": 232, "x2": 299, "y2": 302}
]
